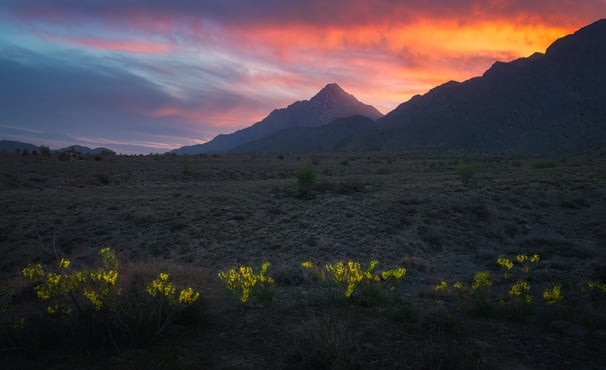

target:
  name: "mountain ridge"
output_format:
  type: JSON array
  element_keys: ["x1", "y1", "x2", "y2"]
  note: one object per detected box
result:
[
  {"x1": 227, "y1": 18, "x2": 606, "y2": 154},
  {"x1": 172, "y1": 83, "x2": 383, "y2": 154},
  {"x1": 375, "y1": 18, "x2": 606, "y2": 153},
  {"x1": 0, "y1": 140, "x2": 116, "y2": 155}
]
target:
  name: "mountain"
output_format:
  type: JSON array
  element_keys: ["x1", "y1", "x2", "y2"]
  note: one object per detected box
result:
[
  {"x1": 230, "y1": 115, "x2": 382, "y2": 153},
  {"x1": 176, "y1": 19, "x2": 606, "y2": 155},
  {"x1": 173, "y1": 83, "x2": 383, "y2": 154},
  {"x1": 58, "y1": 145, "x2": 115, "y2": 155},
  {"x1": 0, "y1": 140, "x2": 40, "y2": 153},
  {"x1": 376, "y1": 18, "x2": 606, "y2": 153}
]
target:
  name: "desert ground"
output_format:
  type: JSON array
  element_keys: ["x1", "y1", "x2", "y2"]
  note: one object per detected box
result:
[{"x1": 1, "y1": 150, "x2": 605, "y2": 369}]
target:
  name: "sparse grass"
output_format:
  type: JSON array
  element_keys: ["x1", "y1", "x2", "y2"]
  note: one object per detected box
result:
[
  {"x1": 532, "y1": 159, "x2": 556, "y2": 169},
  {"x1": 1, "y1": 152, "x2": 605, "y2": 369},
  {"x1": 288, "y1": 315, "x2": 362, "y2": 370}
]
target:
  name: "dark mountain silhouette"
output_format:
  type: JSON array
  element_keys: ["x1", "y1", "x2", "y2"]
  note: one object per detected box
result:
[
  {"x1": 216, "y1": 18, "x2": 606, "y2": 155},
  {"x1": 0, "y1": 140, "x2": 40, "y2": 153},
  {"x1": 58, "y1": 145, "x2": 115, "y2": 155},
  {"x1": 173, "y1": 83, "x2": 383, "y2": 154},
  {"x1": 230, "y1": 115, "x2": 381, "y2": 153},
  {"x1": 376, "y1": 18, "x2": 606, "y2": 153},
  {"x1": 0, "y1": 140, "x2": 115, "y2": 155}
]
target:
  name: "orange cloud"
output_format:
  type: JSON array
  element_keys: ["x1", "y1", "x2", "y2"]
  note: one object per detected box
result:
[
  {"x1": 147, "y1": 104, "x2": 268, "y2": 128},
  {"x1": 216, "y1": 17, "x2": 578, "y2": 110}
]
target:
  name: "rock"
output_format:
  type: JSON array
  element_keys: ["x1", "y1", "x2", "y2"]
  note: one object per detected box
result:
[{"x1": 549, "y1": 320, "x2": 588, "y2": 338}]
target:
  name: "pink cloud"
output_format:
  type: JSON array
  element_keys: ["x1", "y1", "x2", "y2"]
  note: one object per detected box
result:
[{"x1": 56, "y1": 36, "x2": 175, "y2": 54}]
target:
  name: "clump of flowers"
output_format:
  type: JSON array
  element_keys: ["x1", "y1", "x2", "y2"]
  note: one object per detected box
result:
[
  {"x1": 497, "y1": 254, "x2": 540, "y2": 279},
  {"x1": 218, "y1": 262, "x2": 275, "y2": 303},
  {"x1": 497, "y1": 253, "x2": 541, "y2": 315},
  {"x1": 302, "y1": 260, "x2": 406, "y2": 300},
  {"x1": 21, "y1": 247, "x2": 121, "y2": 315},
  {"x1": 84, "y1": 247, "x2": 121, "y2": 310},
  {"x1": 18, "y1": 247, "x2": 204, "y2": 349},
  {"x1": 448, "y1": 272, "x2": 493, "y2": 316},
  {"x1": 581, "y1": 280, "x2": 606, "y2": 294},
  {"x1": 146, "y1": 272, "x2": 200, "y2": 306},
  {"x1": 543, "y1": 284, "x2": 563, "y2": 305}
]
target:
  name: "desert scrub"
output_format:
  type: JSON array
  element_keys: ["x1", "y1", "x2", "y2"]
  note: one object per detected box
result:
[
  {"x1": 146, "y1": 272, "x2": 200, "y2": 305},
  {"x1": 448, "y1": 272, "x2": 494, "y2": 316},
  {"x1": 581, "y1": 280, "x2": 606, "y2": 294},
  {"x1": 496, "y1": 254, "x2": 540, "y2": 316},
  {"x1": 542, "y1": 284, "x2": 563, "y2": 305},
  {"x1": 217, "y1": 262, "x2": 275, "y2": 304},
  {"x1": 301, "y1": 260, "x2": 406, "y2": 304},
  {"x1": 21, "y1": 247, "x2": 120, "y2": 314},
  {"x1": 295, "y1": 166, "x2": 317, "y2": 197},
  {"x1": 455, "y1": 162, "x2": 480, "y2": 187},
  {"x1": 580, "y1": 280, "x2": 606, "y2": 308},
  {"x1": 130, "y1": 272, "x2": 201, "y2": 344},
  {"x1": 16, "y1": 248, "x2": 201, "y2": 349}
]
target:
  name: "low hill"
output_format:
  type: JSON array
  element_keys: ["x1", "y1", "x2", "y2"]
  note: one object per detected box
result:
[{"x1": 0, "y1": 139, "x2": 40, "y2": 153}]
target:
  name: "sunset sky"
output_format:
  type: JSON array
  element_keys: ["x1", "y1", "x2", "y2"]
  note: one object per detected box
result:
[{"x1": 1, "y1": 1, "x2": 605, "y2": 153}]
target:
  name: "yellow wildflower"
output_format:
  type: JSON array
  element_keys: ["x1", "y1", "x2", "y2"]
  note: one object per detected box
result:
[
  {"x1": 178, "y1": 287, "x2": 200, "y2": 305},
  {"x1": 471, "y1": 272, "x2": 492, "y2": 290},
  {"x1": 434, "y1": 281, "x2": 449, "y2": 293},
  {"x1": 58, "y1": 258, "x2": 71, "y2": 269},
  {"x1": 543, "y1": 285, "x2": 563, "y2": 305},
  {"x1": 22, "y1": 263, "x2": 45, "y2": 280}
]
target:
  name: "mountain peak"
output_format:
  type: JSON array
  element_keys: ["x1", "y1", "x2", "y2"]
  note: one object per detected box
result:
[
  {"x1": 311, "y1": 83, "x2": 351, "y2": 102},
  {"x1": 173, "y1": 82, "x2": 382, "y2": 154}
]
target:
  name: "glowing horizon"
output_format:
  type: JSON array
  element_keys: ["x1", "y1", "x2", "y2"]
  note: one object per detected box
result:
[{"x1": 0, "y1": 1, "x2": 604, "y2": 153}]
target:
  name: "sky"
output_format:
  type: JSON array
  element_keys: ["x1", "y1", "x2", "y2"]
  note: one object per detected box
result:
[{"x1": 1, "y1": 1, "x2": 605, "y2": 153}]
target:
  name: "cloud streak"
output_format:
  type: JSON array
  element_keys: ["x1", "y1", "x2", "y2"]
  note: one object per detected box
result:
[{"x1": 1, "y1": 1, "x2": 605, "y2": 152}]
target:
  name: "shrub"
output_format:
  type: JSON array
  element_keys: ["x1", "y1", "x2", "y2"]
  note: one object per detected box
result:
[
  {"x1": 296, "y1": 166, "x2": 317, "y2": 195},
  {"x1": 217, "y1": 262, "x2": 275, "y2": 304},
  {"x1": 97, "y1": 172, "x2": 111, "y2": 185},
  {"x1": 455, "y1": 162, "x2": 480, "y2": 186},
  {"x1": 182, "y1": 159, "x2": 193, "y2": 176},
  {"x1": 543, "y1": 284, "x2": 563, "y2": 305},
  {"x1": 450, "y1": 272, "x2": 493, "y2": 316},
  {"x1": 14, "y1": 248, "x2": 201, "y2": 349},
  {"x1": 496, "y1": 254, "x2": 541, "y2": 317},
  {"x1": 301, "y1": 260, "x2": 406, "y2": 304}
]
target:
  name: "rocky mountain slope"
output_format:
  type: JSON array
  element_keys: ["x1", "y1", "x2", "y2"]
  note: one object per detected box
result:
[
  {"x1": 376, "y1": 18, "x2": 606, "y2": 154},
  {"x1": 173, "y1": 83, "x2": 382, "y2": 154}
]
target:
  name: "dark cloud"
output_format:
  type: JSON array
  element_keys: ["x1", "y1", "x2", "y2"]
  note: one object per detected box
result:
[
  {"x1": 2, "y1": 0, "x2": 603, "y2": 29},
  {"x1": 0, "y1": 51, "x2": 225, "y2": 152}
]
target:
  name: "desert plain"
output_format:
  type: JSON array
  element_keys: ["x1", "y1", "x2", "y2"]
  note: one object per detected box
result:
[{"x1": 1, "y1": 150, "x2": 605, "y2": 369}]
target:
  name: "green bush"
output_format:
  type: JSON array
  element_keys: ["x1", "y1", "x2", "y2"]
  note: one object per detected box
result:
[
  {"x1": 97, "y1": 172, "x2": 111, "y2": 185},
  {"x1": 296, "y1": 166, "x2": 317, "y2": 195},
  {"x1": 455, "y1": 162, "x2": 480, "y2": 186}
]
